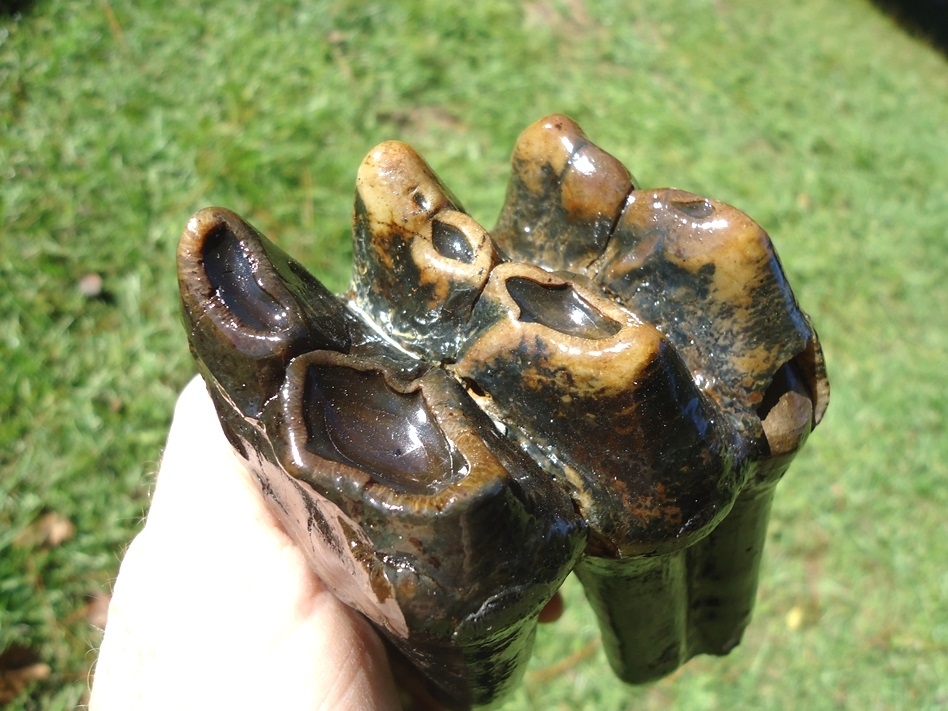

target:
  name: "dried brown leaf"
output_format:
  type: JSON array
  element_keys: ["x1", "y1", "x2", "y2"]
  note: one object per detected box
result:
[
  {"x1": 0, "y1": 646, "x2": 51, "y2": 704},
  {"x1": 14, "y1": 511, "x2": 75, "y2": 549}
]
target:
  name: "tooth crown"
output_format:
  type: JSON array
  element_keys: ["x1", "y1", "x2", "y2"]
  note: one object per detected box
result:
[{"x1": 177, "y1": 114, "x2": 828, "y2": 709}]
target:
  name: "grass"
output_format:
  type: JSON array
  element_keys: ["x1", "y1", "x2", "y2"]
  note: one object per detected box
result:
[{"x1": 1, "y1": 0, "x2": 946, "y2": 708}]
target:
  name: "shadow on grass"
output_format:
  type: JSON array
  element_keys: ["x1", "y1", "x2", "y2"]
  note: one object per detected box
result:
[
  {"x1": 871, "y1": 0, "x2": 948, "y2": 54},
  {"x1": 0, "y1": 0, "x2": 38, "y2": 18}
]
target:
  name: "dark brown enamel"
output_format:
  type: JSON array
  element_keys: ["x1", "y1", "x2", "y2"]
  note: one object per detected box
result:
[
  {"x1": 179, "y1": 224, "x2": 585, "y2": 708},
  {"x1": 177, "y1": 114, "x2": 828, "y2": 708},
  {"x1": 485, "y1": 118, "x2": 828, "y2": 685},
  {"x1": 177, "y1": 207, "x2": 351, "y2": 418},
  {"x1": 454, "y1": 263, "x2": 742, "y2": 557},
  {"x1": 259, "y1": 357, "x2": 586, "y2": 707}
]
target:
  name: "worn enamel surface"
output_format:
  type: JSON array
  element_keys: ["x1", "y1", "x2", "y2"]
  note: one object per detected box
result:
[{"x1": 177, "y1": 115, "x2": 828, "y2": 709}]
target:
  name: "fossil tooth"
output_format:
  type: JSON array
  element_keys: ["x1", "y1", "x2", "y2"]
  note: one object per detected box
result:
[{"x1": 178, "y1": 114, "x2": 828, "y2": 709}]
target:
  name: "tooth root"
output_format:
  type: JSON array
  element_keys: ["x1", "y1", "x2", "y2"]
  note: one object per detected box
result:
[
  {"x1": 678, "y1": 353, "x2": 821, "y2": 656},
  {"x1": 685, "y1": 485, "x2": 778, "y2": 657},
  {"x1": 576, "y1": 552, "x2": 690, "y2": 684}
]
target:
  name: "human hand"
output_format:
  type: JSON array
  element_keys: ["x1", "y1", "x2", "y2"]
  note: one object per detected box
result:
[
  {"x1": 90, "y1": 376, "x2": 561, "y2": 711},
  {"x1": 90, "y1": 375, "x2": 402, "y2": 710}
]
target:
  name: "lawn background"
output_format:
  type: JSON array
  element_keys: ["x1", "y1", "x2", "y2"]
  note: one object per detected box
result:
[{"x1": 1, "y1": 0, "x2": 946, "y2": 709}]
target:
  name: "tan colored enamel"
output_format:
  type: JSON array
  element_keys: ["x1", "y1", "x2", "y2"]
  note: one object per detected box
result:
[
  {"x1": 409, "y1": 210, "x2": 496, "y2": 309},
  {"x1": 457, "y1": 263, "x2": 662, "y2": 399},
  {"x1": 560, "y1": 142, "x2": 634, "y2": 224},
  {"x1": 356, "y1": 140, "x2": 456, "y2": 238},
  {"x1": 607, "y1": 190, "x2": 780, "y2": 308},
  {"x1": 509, "y1": 115, "x2": 583, "y2": 194},
  {"x1": 761, "y1": 390, "x2": 813, "y2": 456}
]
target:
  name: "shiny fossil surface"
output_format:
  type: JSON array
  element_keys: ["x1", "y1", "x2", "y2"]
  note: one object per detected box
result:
[{"x1": 177, "y1": 115, "x2": 828, "y2": 709}]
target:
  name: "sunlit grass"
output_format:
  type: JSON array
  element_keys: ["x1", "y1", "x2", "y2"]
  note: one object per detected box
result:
[{"x1": 1, "y1": 0, "x2": 946, "y2": 708}]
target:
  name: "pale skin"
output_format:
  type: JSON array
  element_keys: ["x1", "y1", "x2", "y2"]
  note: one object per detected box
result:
[{"x1": 90, "y1": 376, "x2": 561, "y2": 711}]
